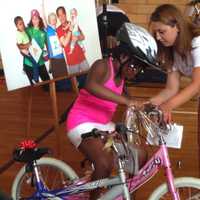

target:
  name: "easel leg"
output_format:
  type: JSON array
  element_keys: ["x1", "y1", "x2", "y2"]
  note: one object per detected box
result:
[
  {"x1": 26, "y1": 86, "x2": 33, "y2": 138},
  {"x1": 70, "y1": 76, "x2": 79, "y2": 94},
  {"x1": 198, "y1": 97, "x2": 200, "y2": 176},
  {"x1": 49, "y1": 82, "x2": 61, "y2": 157}
]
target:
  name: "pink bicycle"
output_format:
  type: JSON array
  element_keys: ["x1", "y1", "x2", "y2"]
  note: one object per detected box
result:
[{"x1": 11, "y1": 106, "x2": 200, "y2": 199}]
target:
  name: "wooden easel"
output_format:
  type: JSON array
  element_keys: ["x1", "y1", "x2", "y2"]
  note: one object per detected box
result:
[{"x1": 26, "y1": 74, "x2": 80, "y2": 157}]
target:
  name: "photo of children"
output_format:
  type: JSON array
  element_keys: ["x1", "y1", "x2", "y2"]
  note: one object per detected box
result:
[
  {"x1": 24, "y1": 9, "x2": 50, "y2": 84},
  {"x1": 14, "y1": 16, "x2": 37, "y2": 85},
  {"x1": 56, "y1": 6, "x2": 90, "y2": 75},
  {"x1": 0, "y1": 0, "x2": 102, "y2": 91},
  {"x1": 42, "y1": 0, "x2": 68, "y2": 78},
  {"x1": 69, "y1": 8, "x2": 85, "y2": 54},
  {"x1": 13, "y1": 8, "x2": 50, "y2": 86}
]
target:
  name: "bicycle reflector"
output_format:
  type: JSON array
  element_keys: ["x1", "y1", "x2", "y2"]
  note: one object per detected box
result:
[{"x1": 19, "y1": 140, "x2": 37, "y2": 149}]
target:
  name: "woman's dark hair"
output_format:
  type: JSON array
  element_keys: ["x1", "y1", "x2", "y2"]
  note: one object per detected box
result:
[
  {"x1": 14, "y1": 16, "x2": 23, "y2": 26},
  {"x1": 111, "y1": 43, "x2": 132, "y2": 61},
  {"x1": 112, "y1": 43, "x2": 146, "y2": 77},
  {"x1": 56, "y1": 6, "x2": 66, "y2": 16},
  {"x1": 28, "y1": 16, "x2": 45, "y2": 30}
]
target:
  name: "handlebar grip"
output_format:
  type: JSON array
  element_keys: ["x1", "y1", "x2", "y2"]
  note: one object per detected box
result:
[{"x1": 115, "y1": 123, "x2": 128, "y2": 135}]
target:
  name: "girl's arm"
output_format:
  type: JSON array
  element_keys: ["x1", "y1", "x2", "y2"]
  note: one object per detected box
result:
[
  {"x1": 58, "y1": 23, "x2": 72, "y2": 47},
  {"x1": 85, "y1": 59, "x2": 131, "y2": 106},
  {"x1": 17, "y1": 43, "x2": 30, "y2": 50},
  {"x1": 59, "y1": 31, "x2": 72, "y2": 47},
  {"x1": 150, "y1": 70, "x2": 181, "y2": 106}
]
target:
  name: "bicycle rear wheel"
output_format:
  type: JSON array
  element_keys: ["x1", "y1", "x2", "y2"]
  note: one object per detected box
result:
[
  {"x1": 11, "y1": 157, "x2": 79, "y2": 200},
  {"x1": 148, "y1": 177, "x2": 200, "y2": 200}
]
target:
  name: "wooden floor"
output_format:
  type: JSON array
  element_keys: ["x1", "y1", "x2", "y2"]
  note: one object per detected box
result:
[{"x1": 0, "y1": 78, "x2": 199, "y2": 199}]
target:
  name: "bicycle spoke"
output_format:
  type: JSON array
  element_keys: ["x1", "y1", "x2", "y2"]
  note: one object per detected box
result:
[
  {"x1": 158, "y1": 187, "x2": 200, "y2": 200},
  {"x1": 186, "y1": 191, "x2": 200, "y2": 200},
  {"x1": 178, "y1": 187, "x2": 199, "y2": 200},
  {"x1": 14, "y1": 163, "x2": 76, "y2": 199},
  {"x1": 38, "y1": 165, "x2": 71, "y2": 189}
]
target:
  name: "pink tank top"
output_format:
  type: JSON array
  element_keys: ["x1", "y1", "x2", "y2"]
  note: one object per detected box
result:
[{"x1": 66, "y1": 57, "x2": 124, "y2": 131}]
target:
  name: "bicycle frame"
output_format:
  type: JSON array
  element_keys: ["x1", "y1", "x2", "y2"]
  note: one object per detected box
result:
[
  {"x1": 26, "y1": 159, "x2": 128, "y2": 199},
  {"x1": 25, "y1": 141, "x2": 180, "y2": 200},
  {"x1": 16, "y1": 107, "x2": 182, "y2": 200},
  {"x1": 125, "y1": 143, "x2": 180, "y2": 200}
]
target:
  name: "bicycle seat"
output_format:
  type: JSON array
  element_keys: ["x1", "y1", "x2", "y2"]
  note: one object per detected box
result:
[{"x1": 13, "y1": 147, "x2": 50, "y2": 163}]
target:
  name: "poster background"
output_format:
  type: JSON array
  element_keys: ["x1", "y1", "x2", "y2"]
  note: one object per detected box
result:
[{"x1": 0, "y1": 0, "x2": 102, "y2": 91}]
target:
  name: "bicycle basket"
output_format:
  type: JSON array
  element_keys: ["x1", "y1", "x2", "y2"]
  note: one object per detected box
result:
[{"x1": 138, "y1": 110, "x2": 183, "y2": 149}]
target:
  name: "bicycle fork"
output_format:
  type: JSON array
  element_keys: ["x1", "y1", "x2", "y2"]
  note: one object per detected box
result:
[
  {"x1": 32, "y1": 161, "x2": 46, "y2": 194},
  {"x1": 117, "y1": 159, "x2": 130, "y2": 200},
  {"x1": 162, "y1": 144, "x2": 180, "y2": 200},
  {"x1": 112, "y1": 140, "x2": 131, "y2": 200}
]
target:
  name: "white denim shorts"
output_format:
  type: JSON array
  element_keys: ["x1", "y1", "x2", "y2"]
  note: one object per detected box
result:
[{"x1": 67, "y1": 122, "x2": 115, "y2": 148}]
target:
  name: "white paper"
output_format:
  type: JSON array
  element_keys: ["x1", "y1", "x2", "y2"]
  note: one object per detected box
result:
[
  {"x1": 146, "y1": 123, "x2": 183, "y2": 149},
  {"x1": 28, "y1": 38, "x2": 42, "y2": 63},
  {"x1": 49, "y1": 35, "x2": 63, "y2": 57}
]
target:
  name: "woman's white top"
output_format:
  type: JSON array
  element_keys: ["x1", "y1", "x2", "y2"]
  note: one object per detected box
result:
[{"x1": 172, "y1": 36, "x2": 200, "y2": 77}]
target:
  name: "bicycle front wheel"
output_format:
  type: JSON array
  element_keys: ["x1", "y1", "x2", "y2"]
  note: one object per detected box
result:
[
  {"x1": 11, "y1": 157, "x2": 79, "y2": 200},
  {"x1": 148, "y1": 177, "x2": 200, "y2": 200}
]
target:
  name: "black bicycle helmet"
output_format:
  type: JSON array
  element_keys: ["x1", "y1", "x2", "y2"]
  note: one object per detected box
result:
[{"x1": 116, "y1": 22, "x2": 158, "y2": 67}]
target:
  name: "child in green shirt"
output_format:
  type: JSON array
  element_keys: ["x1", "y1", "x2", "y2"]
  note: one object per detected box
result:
[{"x1": 14, "y1": 16, "x2": 40, "y2": 84}]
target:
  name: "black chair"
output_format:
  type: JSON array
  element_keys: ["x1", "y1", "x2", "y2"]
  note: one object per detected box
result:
[{"x1": 96, "y1": 4, "x2": 166, "y2": 83}]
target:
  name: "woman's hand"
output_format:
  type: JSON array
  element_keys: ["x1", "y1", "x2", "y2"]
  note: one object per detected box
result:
[{"x1": 159, "y1": 102, "x2": 172, "y2": 123}]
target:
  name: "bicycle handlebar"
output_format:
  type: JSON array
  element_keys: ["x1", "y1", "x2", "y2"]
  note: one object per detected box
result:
[{"x1": 80, "y1": 104, "x2": 170, "y2": 151}]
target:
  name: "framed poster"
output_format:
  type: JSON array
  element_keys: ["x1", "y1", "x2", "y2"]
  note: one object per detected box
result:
[{"x1": 0, "y1": 0, "x2": 102, "y2": 91}]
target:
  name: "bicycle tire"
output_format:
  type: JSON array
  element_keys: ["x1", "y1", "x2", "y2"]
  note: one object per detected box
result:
[
  {"x1": 148, "y1": 177, "x2": 200, "y2": 200},
  {"x1": 11, "y1": 157, "x2": 79, "y2": 200}
]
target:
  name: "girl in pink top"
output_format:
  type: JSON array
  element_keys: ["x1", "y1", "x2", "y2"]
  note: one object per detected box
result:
[
  {"x1": 66, "y1": 44, "x2": 144, "y2": 199},
  {"x1": 66, "y1": 18, "x2": 159, "y2": 198}
]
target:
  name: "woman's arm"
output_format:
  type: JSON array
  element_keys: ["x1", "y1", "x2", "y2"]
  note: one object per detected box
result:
[
  {"x1": 161, "y1": 67, "x2": 200, "y2": 110},
  {"x1": 85, "y1": 59, "x2": 131, "y2": 106},
  {"x1": 150, "y1": 70, "x2": 181, "y2": 106},
  {"x1": 159, "y1": 67, "x2": 200, "y2": 123}
]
